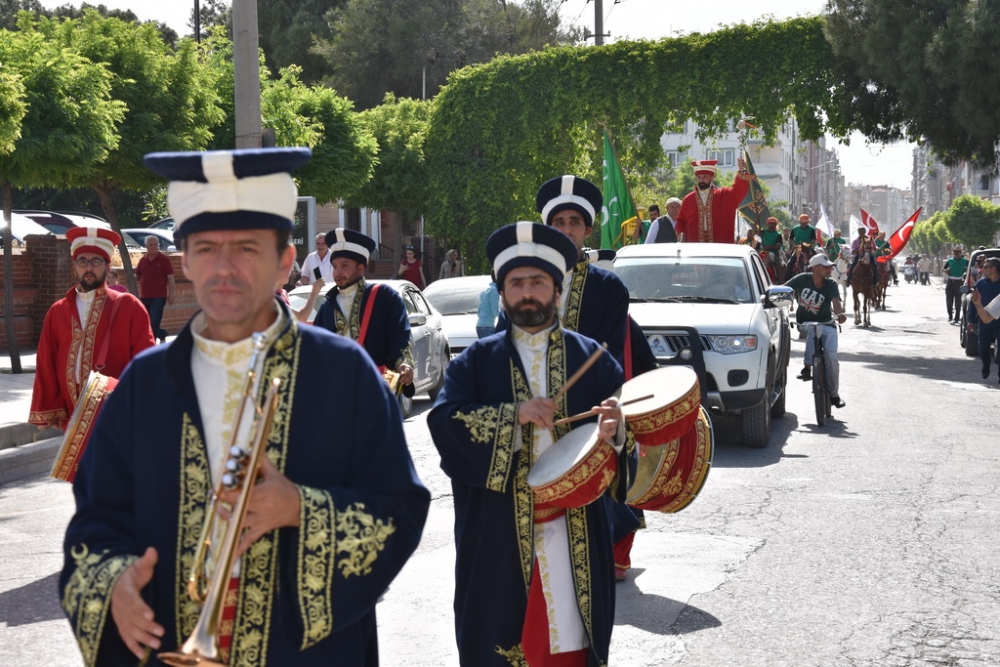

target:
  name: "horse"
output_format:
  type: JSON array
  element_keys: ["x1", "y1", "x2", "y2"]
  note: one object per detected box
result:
[
  {"x1": 873, "y1": 257, "x2": 892, "y2": 310},
  {"x1": 786, "y1": 242, "x2": 817, "y2": 278},
  {"x1": 851, "y1": 246, "x2": 876, "y2": 327},
  {"x1": 831, "y1": 247, "x2": 851, "y2": 302}
]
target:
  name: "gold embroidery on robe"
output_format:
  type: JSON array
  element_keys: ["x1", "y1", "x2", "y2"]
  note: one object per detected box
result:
[
  {"x1": 332, "y1": 278, "x2": 415, "y2": 371},
  {"x1": 66, "y1": 288, "x2": 107, "y2": 401},
  {"x1": 297, "y1": 486, "x2": 335, "y2": 649},
  {"x1": 566, "y1": 507, "x2": 595, "y2": 646},
  {"x1": 495, "y1": 643, "x2": 529, "y2": 667},
  {"x1": 562, "y1": 261, "x2": 589, "y2": 333},
  {"x1": 450, "y1": 404, "x2": 519, "y2": 493},
  {"x1": 695, "y1": 190, "x2": 714, "y2": 242},
  {"x1": 335, "y1": 502, "x2": 397, "y2": 578},
  {"x1": 61, "y1": 544, "x2": 137, "y2": 667}
]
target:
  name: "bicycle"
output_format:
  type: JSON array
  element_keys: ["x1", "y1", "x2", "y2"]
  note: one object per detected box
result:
[{"x1": 796, "y1": 320, "x2": 838, "y2": 426}]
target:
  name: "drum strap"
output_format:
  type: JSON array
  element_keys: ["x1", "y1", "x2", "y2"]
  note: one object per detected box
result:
[
  {"x1": 356, "y1": 284, "x2": 380, "y2": 349},
  {"x1": 94, "y1": 294, "x2": 122, "y2": 372},
  {"x1": 623, "y1": 319, "x2": 633, "y2": 380}
]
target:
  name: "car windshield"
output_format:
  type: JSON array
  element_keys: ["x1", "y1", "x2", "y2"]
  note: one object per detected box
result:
[
  {"x1": 615, "y1": 256, "x2": 754, "y2": 304},
  {"x1": 424, "y1": 285, "x2": 481, "y2": 315}
]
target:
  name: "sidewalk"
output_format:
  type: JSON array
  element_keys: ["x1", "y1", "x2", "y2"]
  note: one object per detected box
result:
[{"x1": 0, "y1": 349, "x2": 64, "y2": 485}]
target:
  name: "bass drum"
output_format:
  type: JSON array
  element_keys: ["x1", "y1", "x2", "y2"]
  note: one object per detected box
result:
[
  {"x1": 627, "y1": 406, "x2": 713, "y2": 513},
  {"x1": 528, "y1": 423, "x2": 618, "y2": 510},
  {"x1": 51, "y1": 371, "x2": 118, "y2": 483}
]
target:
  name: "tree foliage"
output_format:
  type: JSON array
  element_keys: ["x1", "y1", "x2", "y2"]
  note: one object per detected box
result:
[
  {"x1": 910, "y1": 212, "x2": 947, "y2": 256},
  {"x1": 313, "y1": 0, "x2": 578, "y2": 110},
  {"x1": 825, "y1": 0, "x2": 1000, "y2": 170},
  {"x1": 0, "y1": 0, "x2": 43, "y2": 30},
  {"x1": 943, "y1": 195, "x2": 1000, "y2": 249},
  {"x1": 424, "y1": 17, "x2": 856, "y2": 270},
  {"x1": 256, "y1": 0, "x2": 341, "y2": 84}
]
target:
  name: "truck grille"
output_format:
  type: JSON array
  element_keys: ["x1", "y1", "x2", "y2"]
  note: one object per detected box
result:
[{"x1": 644, "y1": 331, "x2": 713, "y2": 357}]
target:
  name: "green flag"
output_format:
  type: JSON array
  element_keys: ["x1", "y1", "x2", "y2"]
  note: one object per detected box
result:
[
  {"x1": 737, "y1": 151, "x2": 770, "y2": 237},
  {"x1": 601, "y1": 132, "x2": 638, "y2": 250}
]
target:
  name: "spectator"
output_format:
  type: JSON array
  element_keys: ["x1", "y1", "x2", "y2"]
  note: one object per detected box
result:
[
  {"x1": 398, "y1": 245, "x2": 427, "y2": 289},
  {"x1": 439, "y1": 249, "x2": 465, "y2": 279},
  {"x1": 476, "y1": 279, "x2": 500, "y2": 338},
  {"x1": 135, "y1": 235, "x2": 175, "y2": 343},
  {"x1": 969, "y1": 257, "x2": 1000, "y2": 381},
  {"x1": 106, "y1": 268, "x2": 128, "y2": 293},
  {"x1": 298, "y1": 232, "x2": 331, "y2": 285}
]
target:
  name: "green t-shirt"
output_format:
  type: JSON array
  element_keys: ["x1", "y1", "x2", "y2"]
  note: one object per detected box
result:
[
  {"x1": 825, "y1": 237, "x2": 847, "y2": 258},
  {"x1": 790, "y1": 225, "x2": 817, "y2": 245},
  {"x1": 760, "y1": 229, "x2": 783, "y2": 249},
  {"x1": 785, "y1": 273, "x2": 840, "y2": 323},
  {"x1": 944, "y1": 256, "x2": 968, "y2": 278}
]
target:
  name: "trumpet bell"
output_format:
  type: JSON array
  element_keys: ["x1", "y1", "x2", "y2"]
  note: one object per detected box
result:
[{"x1": 159, "y1": 650, "x2": 226, "y2": 667}]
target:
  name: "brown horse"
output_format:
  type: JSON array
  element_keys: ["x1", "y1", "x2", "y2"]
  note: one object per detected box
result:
[
  {"x1": 851, "y1": 247, "x2": 876, "y2": 327},
  {"x1": 872, "y1": 257, "x2": 892, "y2": 310},
  {"x1": 786, "y1": 243, "x2": 817, "y2": 277}
]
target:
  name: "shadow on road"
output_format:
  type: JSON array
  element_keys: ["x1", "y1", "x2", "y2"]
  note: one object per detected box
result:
[
  {"x1": 0, "y1": 571, "x2": 63, "y2": 626},
  {"x1": 838, "y1": 349, "x2": 995, "y2": 387},
  {"x1": 615, "y1": 569, "x2": 721, "y2": 635}
]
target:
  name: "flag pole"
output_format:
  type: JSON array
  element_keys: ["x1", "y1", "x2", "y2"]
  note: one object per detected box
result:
[{"x1": 736, "y1": 118, "x2": 762, "y2": 236}]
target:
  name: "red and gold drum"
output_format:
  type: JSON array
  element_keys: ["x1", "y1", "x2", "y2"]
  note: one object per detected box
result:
[
  {"x1": 619, "y1": 366, "x2": 700, "y2": 446},
  {"x1": 51, "y1": 371, "x2": 118, "y2": 483},
  {"x1": 528, "y1": 423, "x2": 618, "y2": 510},
  {"x1": 627, "y1": 406, "x2": 713, "y2": 513}
]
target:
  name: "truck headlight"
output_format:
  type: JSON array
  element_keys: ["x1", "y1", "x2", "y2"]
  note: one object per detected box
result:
[{"x1": 710, "y1": 335, "x2": 758, "y2": 354}]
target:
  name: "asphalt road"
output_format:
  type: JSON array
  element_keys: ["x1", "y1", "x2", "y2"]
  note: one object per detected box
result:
[{"x1": 1, "y1": 278, "x2": 997, "y2": 666}]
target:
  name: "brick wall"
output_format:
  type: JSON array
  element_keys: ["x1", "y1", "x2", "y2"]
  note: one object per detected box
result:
[{"x1": 0, "y1": 236, "x2": 199, "y2": 351}]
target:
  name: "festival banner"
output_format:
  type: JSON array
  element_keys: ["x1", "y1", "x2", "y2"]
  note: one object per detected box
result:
[
  {"x1": 737, "y1": 152, "x2": 770, "y2": 235},
  {"x1": 877, "y1": 208, "x2": 922, "y2": 263},
  {"x1": 600, "y1": 132, "x2": 639, "y2": 250}
]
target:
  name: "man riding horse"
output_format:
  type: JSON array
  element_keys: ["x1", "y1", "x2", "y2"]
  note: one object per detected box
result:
[
  {"x1": 847, "y1": 228, "x2": 882, "y2": 285},
  {"x1": 786, "y1": 213, "x2": 818, "y2": 276},
  {"x1": 759, "y1": 216, "x2": 785, "y2": 282}
]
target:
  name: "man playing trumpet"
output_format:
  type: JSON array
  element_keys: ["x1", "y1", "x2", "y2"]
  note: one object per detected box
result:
[{"x1": 59, "y1": 147, "x2": 429, "y2": 667}]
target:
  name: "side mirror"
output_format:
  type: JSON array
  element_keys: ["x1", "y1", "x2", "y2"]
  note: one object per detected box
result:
[
  {"x1": 764, "y1": 285, "x2": 795, "y2": 308},
  {"x1": 409, "y1": 313, "x2": 427, "y2": 327}
]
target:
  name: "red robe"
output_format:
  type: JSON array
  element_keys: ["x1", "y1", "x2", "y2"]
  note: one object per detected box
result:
[
  {"x1": 675, "y1": 173, "x2": 752, "y2": 243},
  {"x1": 29, "y1": 285, "x2": 155, "y2": 429}
]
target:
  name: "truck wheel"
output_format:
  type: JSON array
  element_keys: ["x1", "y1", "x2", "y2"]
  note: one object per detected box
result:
[
  {"x1": 741, "y1": 395, "x2": 771, "y2": 448},
  {"x1": 770, "y1": 362, "x2": 787, "y2": 419}
]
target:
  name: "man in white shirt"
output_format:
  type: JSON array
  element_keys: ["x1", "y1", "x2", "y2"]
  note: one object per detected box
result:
[
  {"x1": 645, "y1": 197, "x2": 681, "y2": 244},
  {"x1": 298, "y1": 232, "x2": 332, "y2": 284}
]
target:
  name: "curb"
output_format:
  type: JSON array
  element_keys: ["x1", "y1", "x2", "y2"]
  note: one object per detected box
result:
[
  {"x1": 0, "y1": 436, "x2": 62, "y2": 486},
  {"x1": 0, "y1": 423, "x2": 61, "y2": 451}
]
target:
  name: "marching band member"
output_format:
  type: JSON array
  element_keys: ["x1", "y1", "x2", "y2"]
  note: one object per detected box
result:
[
  {"x1": 59, "y1": 147, "x2": 429, "y2": 667},
  {"x1": 429, "y1": 221, "x2": 635, "y2": 667}
]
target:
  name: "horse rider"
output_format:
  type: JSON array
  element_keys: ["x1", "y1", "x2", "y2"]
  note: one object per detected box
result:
[
  {"x1": 847, "y1": 228, "x2": 881, "y2": 284},
  {"x1": 759, "y1": 216, "x2": 785, "y2": 282}
]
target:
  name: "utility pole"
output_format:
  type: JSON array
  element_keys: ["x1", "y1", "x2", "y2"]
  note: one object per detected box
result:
[
  {"x1": 595, "y1": 0, "x2": 604, "y2": 45},
  {"x1": 194, "y1": 0, "x2": 200, "y2": 42},
  {"x1": 232, "y1": 0, "x2": 262, "y2": 149}
]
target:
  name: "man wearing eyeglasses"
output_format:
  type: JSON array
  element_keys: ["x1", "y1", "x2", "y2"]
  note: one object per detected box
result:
[
  {"x1": 136, "y1": 234, "x2": 176, "y2": 342},
  {"x1": 29, "y1": 227, "x2": 155, "y2": 430}
]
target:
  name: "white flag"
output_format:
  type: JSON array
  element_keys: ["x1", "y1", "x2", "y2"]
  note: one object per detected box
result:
[{"x1": 817, "y1": 204, "x2": 835, "y2": 239}]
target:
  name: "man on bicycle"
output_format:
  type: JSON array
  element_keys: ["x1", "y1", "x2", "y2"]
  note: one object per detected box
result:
[{"x1": 785, "y1": 253, "x2": 849, "y2": 408}]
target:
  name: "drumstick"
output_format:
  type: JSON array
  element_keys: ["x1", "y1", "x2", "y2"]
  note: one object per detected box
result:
[
  {"x1": 551, "y1": 343, "x2": 608, "y2": 402},
  {"x1": 552, "y1": 393, "x2": 654, "y2": 427}
]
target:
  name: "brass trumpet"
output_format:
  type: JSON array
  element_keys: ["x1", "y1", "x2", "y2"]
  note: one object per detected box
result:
[{"x1": 160, "y1": 333, "x2": 282, "y2": 667}]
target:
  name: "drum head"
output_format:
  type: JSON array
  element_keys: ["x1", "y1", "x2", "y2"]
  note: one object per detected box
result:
[
  {"x1": 619, "y1": 366, "x2": 698, "y2": 419},
  {"x1": 528, "y1": 423, "x2": 601, "y2": 488}
]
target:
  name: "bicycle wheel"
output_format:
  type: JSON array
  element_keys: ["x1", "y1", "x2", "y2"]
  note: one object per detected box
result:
[{"x1": 813, "y1": 351, "x2": 827, "y2": 426}]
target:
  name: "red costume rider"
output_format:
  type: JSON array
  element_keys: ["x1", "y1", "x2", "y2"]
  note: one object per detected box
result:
[{"x1": 675, "y1": 158, "x2": 752, "y2": 243}]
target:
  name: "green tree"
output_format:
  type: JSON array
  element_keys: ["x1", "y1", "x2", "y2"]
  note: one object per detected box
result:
[
  {"x1": 192, "y1": 0, "x2": 232, "y2": 42},
  {"x1": 0, "y1": 1, "x2": 43, "y2": 30},
  {"x1": 825, "y1": 0, "x2": 1000, "y2": 170},
  {"x1": 911, "y1": 212, "x2": 946, "y2": 256},
  {"x1": 943, "y1": 195, "x2": 1000, "y2": 249},
  {"x1": 353, "y1": 94, "x2": 432, "y2": 259},
  {"x1": 257, "y1": 0, "x2": 342, "y2": 84},
  {"x1": 42, "y1": 10, "x2": 224, "y2": 291},
  {"x1": 423, "y1": 18, "x2": 852, "y2": 269},
  {"x1": 313, "y1": 0, "x2": 577, "y2": 110},
  {"x1": 43, "y1": 1, "x2": 179, "y2": 44}
]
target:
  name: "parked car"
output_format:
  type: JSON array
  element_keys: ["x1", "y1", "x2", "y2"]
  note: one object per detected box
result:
[
  {"x1": 148, "y1": 217, "x2": 175, "y2": 232},
  {"x1": 959, "y1": 246, "x2": 1000, "y2": 356},
  {"x1": 1, "y1": 212, "x2": 52, "y2": 248},
  {"x1": 287, "y1": 279, "x2": 448, "y2": 416},
  {"x1": 423, "y1": 274, "x2": 492, "y2": 360},
  {"x1": 123, "y1": 228, "x2": 176, "y2": 252},
  {"x1": 14, "y1": 210, "x2": 81, "y2": 235},
  {"x1": 614, "y1": 242, "x2": 794, "y2": 448}
]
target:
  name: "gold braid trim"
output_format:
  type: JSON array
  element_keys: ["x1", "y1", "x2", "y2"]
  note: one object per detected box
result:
[
  {"x1": 67, "y1": 287, "x2": 107, "y2": 402},
  {"x1": 335, "y1": 502, "x2": 397, "y2": 578},
  {"x1": 495, "y1": 643, "x2": 529, "y2": 667},
  {"x1": 510, "y1": 363, "x2": 535, "y2": 591},
  {"x1": 566, "y1": 507, "x2": 595, "y2": 647},
  {"x1": 332, "y1": 277, "x2": 366, "y2": 340},
  {"x1": 450, "y1": 403, "x2": 519, "y2": 493},
  {"x1": 562, "y1": 261, "x2": 588, "y2": 333},
  {"x1": 296, "y1": 486, "x2": 335, "y2": 649},
  {"x1": 61, "y1": 545, "x2": 137, "y2": 667},
  {"x1": 175, "y1": 414, "x2": 211, "y2": 642}
]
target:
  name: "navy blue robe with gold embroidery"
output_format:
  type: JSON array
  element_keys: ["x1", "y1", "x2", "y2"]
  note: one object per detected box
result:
[
  {"x1": 314, "y1": 279, "x2": 413, "y2": 372},
  {"x1": 427, "y1": 327, "x2": 635, "y2": 667},
  {"x1": 59, "y1": 303, "x2": 430, "y2": 667}
]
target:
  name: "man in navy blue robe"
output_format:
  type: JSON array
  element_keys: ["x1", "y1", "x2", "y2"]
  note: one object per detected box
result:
[
  {"x1": 314, "y1": 228, "x2": 415, "y2": 396},
  {"x1": 59, "y1": 148, "x2": 429, "y2": 667},
  {"x1": 429, "y1": 222, "x2": 636, "y2": 667}
]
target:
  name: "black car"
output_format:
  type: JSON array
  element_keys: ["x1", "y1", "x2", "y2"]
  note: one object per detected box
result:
[{"x1": 959, "y1": 247, "x2": 1000, "y2": 356}]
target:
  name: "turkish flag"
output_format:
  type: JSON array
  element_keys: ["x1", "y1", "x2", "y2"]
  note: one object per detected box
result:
[
  {"x1": 877, "y1": 208, "x2": 922, "y2": 263},
  {"x1": 859, "y1": 208, "x2": 880, "y2": 236}
]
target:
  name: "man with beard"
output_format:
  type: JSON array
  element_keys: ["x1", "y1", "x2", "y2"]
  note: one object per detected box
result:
[
  {"x1": 429, "y1": 221, "x2": 635, "y2": 667},
  {"x1": 29, "y1": 226, "x2": 154, "y2": 431},
  {"x1": 314, "y1": 228, "x2": 415, "y2": 395},
  {"x1": 674, "y1": 158, "x2": 751, "y2": 243}
]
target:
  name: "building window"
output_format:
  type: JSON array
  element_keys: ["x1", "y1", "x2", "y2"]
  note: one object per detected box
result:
[
  {"x1": 667, "y1": 151, "x2": 681, "y2": 167},
  {"x1": 706, "y1": 149, "x2": 735, "y2": 167}
]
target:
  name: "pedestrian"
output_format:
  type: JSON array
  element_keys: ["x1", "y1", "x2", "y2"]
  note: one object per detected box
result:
[
  {"x1": 135, "y1": 233, "x2": 175, "y2": 343},
  {"x1": 944, "y1": 248, "x2": 968, "y2": 323},
  {"x1": 298, "y1": 232, "x2": 332, "y2": 285},
  {"x1": 59, "y1": 147, "x2": 429, "y2": 666},
  {"x1": 439, "y1": 248, "x2": 464, "y2": 279},
  {"x1": 674, "y1": 158, "x2": 751, "y2": 243},
  {"x1": 397, "y1": 245, "x2": 426, "y2": 289},
  {"x1": 428, "y1": 221, "x2": 634, "y2": 667},
  {"x1": 968, "y1": 257, "x2": 1000, "y2": 381},
  {"x1": 105, "y1": 267, "x2": 128, "y2": 293},
  {"x1": 917, "y1": 253, "x2": 932, "y2": 285},
  {"x1": 29, "y1": 227, "x2": 154, "y2": 431},
  {"x1": 315, "y1": 228, "x2": 416, "y2": 397},
  {"x1": 476, "y1": 278, "x2": 500, "y2": 339},
  {"x1": 644, "y1": 198, "x2": 680, "y2": 244}
]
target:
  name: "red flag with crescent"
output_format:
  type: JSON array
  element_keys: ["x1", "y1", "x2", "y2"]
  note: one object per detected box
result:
[
  {"x1": 859, "y1": 208, "x2": 879, "y2": 236},
  {"x1": 877, "y1": 208, "x2": 922, "y2": 263}
]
